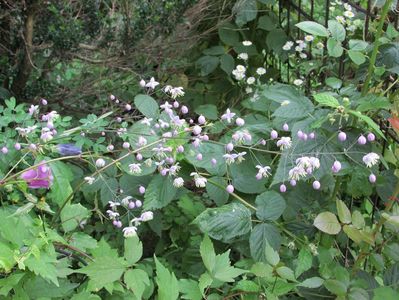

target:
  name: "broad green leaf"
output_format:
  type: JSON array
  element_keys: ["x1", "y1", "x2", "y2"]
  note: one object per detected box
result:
[
  {"x1": 348, "y1": 50, "x2": 366, "y2": 65},
  {"x1": 295, "y1": 21, "x2": 329, "y2": 37},
  {"x1": 206, "y1": 177, "x2": 229, "y2": 206},
  {"x1": 313, "y1": 93, "x2": 339, "y2": 108},
  {"x1": 155, "y1": 256, "x2": 179, "y2": 300},
  {"x1": 22, "y1": 277, "x2": 78, "y2": 299},
  {"x1": 220, "y1": 54, "x2": 235, "y2": 75},
  {"x1": 255, "y1": 191, "x2": 286, "y2": 221},
  {"x1": 295, "y1": 248, "x2": 313, "y2": 277},
  {"x1": 336, "y1": 200, "x2": 351, "y2": 224},
  {"x1": 298, "y1": 277, "x2": 324, "y2": 288},
  {"x1": 0, "y1": 273, "x2": 25, "y2": 296},
  {"x1": 195, "y1": 104, "x2": 219, "y2": 120},
  {"x1": 250, "y1": 223, "x2": 281, "y2": 262},
  {"x1": 233, "y1": 0, "x2": 257, "y2": 27},
  {"x1": 218, "y1": 22, "x2": 240, "y2": 45},
  {"x1": 313, "y1": 212, "x2": 341, "y2": 235},
  {"x1": 343, "y1": 225, "x2": 363, "y2": 244},
  {"x1": 327, "y1": 38, "x2": 343, "y2": 57},
  {"x1": 196, "y1": 56, "x2": 219, "y2": 76},
  {"x1": 348, "y1": 110, "x2": 385, "y2": 138},
  {"x1": 134, "y1": 94, "x2": 159, "y2": 119},
  {"x1": 200, "y1": 235, "x2": 216, "y2": 273},
  {"x1": 266, "y1": 29, "x2": 288, "y2": 54},
  {"x1": 265, "y1": 242, "x2": 280, "y2": 266},
  {"x1": 230, "y1": 157, "x2": 268, "y2": 194},
  {"x1": 124, "y1": 269, "x2": 150, "y2": 299},
  {"x1": 257, "y1": 15, "x2": 277, "y2": 31},
  {"x1": 194, "y1": 203, "x2": 252, "y2": 242},
  {"x1": 100, "y1": 177, "x2": 118, "y2": 206},
  {"x1": 356, "y1": 95, "x2": 390, "y2": 112},
  {"x1": 198, "y1": 272, "x2": 213, "y2": 295},
  {"x1": 49, "y1": 161, "x2": 73, "y2": 206},
  {"x1": 233, "y1": 280, "x2": 260, "y2": 292},
  {"x1": 25, "y1": 247, "x2": 59, "y2": 286},
  {"x1": 0, "y1": 243, "x2": 15, "y2": 272},
  {"x1": 352, "y1": 210, "x2": 365, "y2": 229},
  {"x1": 328, "y1": 20, "x2": 346, "y2": 41},
  {"x1": 203, "y1": 46, "x2": 225, "y2": 56},
  {"x1": 71, "y1": 291, "x2": 101, "y2": 300},
  {"x1": 324, "y1": 279, "x2": 347, "y2": 296},
  {"x1": 349, "y1": 40, "x2": 368, "y2": 51},
  {"x1": 276, "y1": 266, "x2": 296, "y2": 281},
  {"x1": 124, "y1": 235, "x2": 143, "y2": 266},
  {"x1": 60, "y1": 203, "x2": 90, "y2": 232},
  {"x1": 144, "y1": 175, "x2": 177, "y2": 210},
  {"x1": 179, "y1": 279, "x2": 202, "y2": 300},
  {"x1": 325, "y1": 77, "x2": 342, "y2": 89},
  {"x1": 213, "y1": 250, "x2": 246, "y2": 282},
  {"x1": 373, "y1": 287, "x2": 399, "y2": 299},
  {"x1": 186, "y1": 143, "x2": 226, "y2": 176}
]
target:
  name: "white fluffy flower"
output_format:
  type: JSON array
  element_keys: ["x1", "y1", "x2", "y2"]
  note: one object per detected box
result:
[
  {"x1": 336, "y1": 16, "x2": 346, "y2": 24},
  {"x1": 256, "y1": 165, "x2": 271, "y2": 178},
  {"x1": 344, "y1": 10, "x2": 354, "y2": 18},
  {"x1": 293, "y1": 79, "x2": 303, "y2": 86},
  {"x1": 145, "y1": 77, "x2": 159, "y2": 89},
  {"x1": 276, "y1": 137, "x2": 292, "y2": 149},
  {"x1": 173, "y1": 177, "x2": 184, "y2": 187},
  {"x1": 238, "y1": 53, "x2": 248, "y2": 60},
  {"x1": 190, "y1": 172, "x2": 207, "y2": 188},
  {"x1": 256, "y1": 67, "x2": 266, "y2": 75},
  {"x1": 304, "y1": 35, "x2": 314, "y2": 42},
  {"x1": 247, "y1": 77, "x2": 255, "y2": 85},
  {"x1": 122, "y1": 226, "x2": 137, "y2": 238},
  {"x1": 362, "y1": 152, "x2": 380, "y2": 167},
  {"x1": 288, "y1": 166, "x2": 307, "y2": 180},
  {"x1": 128, "y1": 163, "x2": 142, "y2": 174},
  {"x1": 140, "y1": 211, "x2": 154, "y2": 222},
  {"x1": 84, "y1": 176, "x2": 95, "y2": 185},
  {"x1": 242, "y1": 41, "x2": 252, "y2": 46}
]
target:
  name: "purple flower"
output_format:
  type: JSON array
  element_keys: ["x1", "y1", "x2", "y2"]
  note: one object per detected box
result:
[
  {"x1": 312, "y1": 180, "x2": 321, "y2": 190},
  {"x1": 369, "y1": 174, "x2": 376, "y2": 183},
  {"x1": 280, "y1": 184, "x2": 287, "y2": 193},
  {"x1": 367, "y1": 133, "x2": 375, "y2": 142},
  {"x1": 20, "y1": 161, "x2": 53, "y2": 189},
  {"x1": 57, "y1": 144, "x2": 82, "y2": 156},
  {"x1": 338, "y1": 131, "x2": 347, "y2": 142},
  {"x1": 226, "y1": 184, "x2": 234, "y2": 193},
  {"x1": 331, "y1": 161, "x2": 342, "y2": 173},
  {"x1": 358, "y1": 135, "x2": 367, "y2": 145}
]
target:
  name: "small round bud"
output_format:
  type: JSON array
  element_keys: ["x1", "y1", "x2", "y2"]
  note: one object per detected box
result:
[
  {"x1": 226, "y1": 184, "x2": 234, "y2": 194},
  {"x1": 226, "y1": 143, "x2": 234, "y2": 152},
  {"x1": 192, "y1": 125, "x2": 202, "y2": 135},
  {"x1": 260, "y1": 139, "x2": 266, "y2": 146},
  {"x1": 1, "y1": 147, "x2": 8, "y2": 154},
  {"x1": 309, "y1": 132, "x2": 315, "y2": 139},
  {"x1": 136, "y1": 153, "x2": 143, "y2": 161},
  {"x1": 358, "y1": 135, "x2": 367, "y2": 145},
  {"x1": 181, "y1": 105, "x2": 188, "y2": 114},
  {"x1": 173, "y1": 101, "x2": 179, "y2": 108},
  {"x1": 177, "y1": 145, "x2": 184, "y2": 153},
  {"x1": 166, "y1": 157, "x2": 174, "y2": 164},
  {"x1": 297, "y1": 130, "x2": 304, "y2": 140},
  {"x1": 139, "y1": 79, "x2": 146, "y2": 87},
  {"x1": 332, "y1": 160, "x2": 342, "y2": 173},
  {"x1": 122, "y1": 142, "x2": 130, "y2": 149},
  {"x1": 107, "y1": 144, "x2": 114, "y2": 151},
  {"x1": 303, "y1": 133, "x2": 308, "y2": 141},
  {"x1": 135, "y1": 200, "x2": 142, "y2": 208},
  {"x1": 139, "y1": 186, "x2": 146, "y2": 194},
  {"x1": 202, "y1": 135, "x2": 209, "y2": 141},
  {"x1": 282, "y1": 124, "x2": 289, "y2": 132},
  {"x1": 41, "y1": 98, "x2": 48, "y2": 105},
  {"x1": 271, "y1": 130, "x2": 278, "y2": 139},
  {"x1": 125, "y1": 104, "x2": 132, "y2": 111},
  {"x1": 236, "y1": 118, "x2": 245, "y2": 126},
  {"x1": 256, "y1": 173, "x2": 262, "y2": 180},
  {"x1": 290, "y1": 179, "x2": 297, "y2": 186},
  {"x1": 101, "y1": 131, "x2": 106, "y2": 136},
  {"x1": 110, "y1": 94, "x2": 116, "y2": 101},
  {"x1": 14, "y1": 143, "x2": 21, "y2": 150},
  {"x1": 369, "y1": 173, "x2": 376, "y2": 183},
  {"x1": 198, "y1": 115, "x2": 206, "y2": 125},
  {"x1": 29, "y1": 144, "x2": 37, "y2": 151},
  {"x1": 338, "y1": 131, "x2": 347, "y2": 142},
  {"x1": 128, "y1": 202, "x2": 136, "y2": 209},
  {"x1": 196, "y1": 153, "x2": 203, "y2": 160},
  {"x1": 280, "y1": 184, "x2": 287, "y2": 193},
  {"x1": 116, "y1": 117, "x2": 122, "y2": 123},
  {"x1": 160, "y1": 169, "x2": 168, "y2": 176},
  {"x1": 96, "y1": 158, "x2": 106, "y2": 168},
  {"x1": 211, "y1": 158, "x2": 217, "y2": 165},
  {"x1": 312, "y1": 180, "x2": 321, "y2": 190},
  {"x1": 367, "y1": 133, "x2": 375, "y2": 142}
]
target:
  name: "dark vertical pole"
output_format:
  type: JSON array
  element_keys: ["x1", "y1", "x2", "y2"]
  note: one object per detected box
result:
[
  {"x1": 365, "y1": 0, "x2": 371, "y2": 39},
  {"x1": 287, "y1": 1, "x2": 291, "y2": 83}
]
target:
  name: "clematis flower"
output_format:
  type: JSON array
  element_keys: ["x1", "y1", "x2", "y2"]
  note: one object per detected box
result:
[{"x1": 20, "y1": 161, "x2": 53, "y2": 189}]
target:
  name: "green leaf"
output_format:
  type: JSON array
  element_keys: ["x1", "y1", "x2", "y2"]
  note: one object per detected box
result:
[
  {"x1": 144, "y1": 174, "x2": 177, "y2": 210},
  {"x1": 349, "y1": 40, "x2": 368, "y2": 51},
  {"x1": 233, "y1": 0, "x2": 257, "y2": 27},
  {"x1": 218, "y1": 22, "x2": 240, "y2": 45},
  {"x1": 198, "y1": 272, "x2": 213, "y2": 295},
  {"x1": 0, "y1": 273, "x2": 25, "y2": 296},
  {"x1": 295, "y1": 248, "x2": 313, "y2": 277},
  {"x1": 194, "y1": 203, "x2": 252, "y2": 242},
  {"x1": 298, "y1": 277, "x2": 324, "y2": 288},
  {"x1": 313, "y1": 212, "x2": 341, "y2": 235},
  {"x1": 200, "y1": 235, "x2": 216, "y2": 273},
  {"x1": 213, "y1": 250, "x2": 246, "y2": 282},
  {"x1": 155, "y1": 256, "x2": 179, "y2": 300},
  {"x1": 25, "y1": 247, "x2": 59, "y2": 286},
  {"x1": 276, "y1": 266, "x2": 296, "y2": 281},
  {"x1": 203, "y1": 46, "x2": 225, "y2": 55},
  {"x1": 195, "y1": 104, "x2": 219, "y2": 120},
  {"x1": 343, "y1": 225, "x2": 363, "y2": 244},
  {"x1": 220, "y1": 54, "x2": 235, "y2": 75},
  {"x1": 49, "y1": 161, "x2": 73, "y2": 206},
  {"x1": 60, "y1": 203, "x2": 90, "y2": 232},
  {"x1": 265, "y1": 242, "x2": 280, "y2": 266},
  {"x1": 327, "y1": 38, "x2": 343, "y2": 57},
  {"x1": 352, "y1": 211, "x2": 365, "y2": 229},
  {"x1": 124, "y1": 269, "x2": 150, "y2": 299},
  {"x1": 230, "y1": 158, "x2": 268, "y2": 194},
  {"x1": 356, "y1": 95, "x2": 390, "y2": 112},
  {"x1": 348, "y1": 110, "x2": 385, "y2": 139},
  {"x1": 124, "y1": 235, "x2": 143, "y2": 266},
  {"x1": 266, "y1": 29, "x2": 288, "y2": 54},
  {"x1": 134, "y1": 94, "x2": 159, "y2": 119},
  {"x1": 328, "y1": 20, "x2": 346, "y2": 42},
  {"x1": 196, "y1": 56, "x2": 219, "y2": 76},
  {"x1": 325, "y1": 77, "x2": 342, "y2": 89},
  {"x1": 0, "y1": 244, "x2": 16, "y2": 273},
  {"x1": 257, "y1": 15, "x2": 277, "y2": 31},
  {"x1": 206, "y1": 177, "x2": 229, "y2": 206},
  {"x1": 255, "y1": 191, "x2": 286, "y2": 221},
  {"x1": 179, "y1": 279, "x2": 202, "y2": 300},
  {"x1": 250, "y1": 223, "x2": 281, "y2": 262},
  {"x1": 348, "y1": 50, "x2": 366, "y2": 65},
  {"x1": 324, "y1": 279, "x2": 347, "y2": 296},
  {"x1": 295, "y1": 21, "x2": 329, "y2": 37},
  {"x1": 336, "y1": 200, "x2": 351, "y2": 224},
  {"x1": 77, "y1": 240, "x2": 127, "y2": 290},
  {"x1": 313, "y1": 93, "x2": 340, "y2": 108},
  {"x1": 373, "y1": 287, "x2": 399, "y2": 299}
]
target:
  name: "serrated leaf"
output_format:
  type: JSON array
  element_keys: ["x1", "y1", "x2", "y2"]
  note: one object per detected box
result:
[
  {"x1": 295, "y1": 248, "x2": 313, "y2": 277},
  {"x1": 255, "y1": 191, "x2": 286, "y2": 221},
  {"x1": 124, "y1": 269, "x2": 150, "y2": 299},
  {"x1": 313, "y1": 93, "x2": 339, "y2": 108},
  {"x1": 296, "y1": 21, "x2": 329, "y2": 37},
  {"x1": 213, "y1": 250, "x2": 246, "y2": 282},
  {"x1": 144, "y1": 175, "x2": 177, "y2": 210},
  {"x1": 60, "y1": 203, "x2": 90, "y2": 232},
  {"x1": 200, "y1": 235, "x2": 216, "y2": 273},
  {"x1": 336, "y1": 200, "x2": 351, "y2": 224},
  {"x1": 313, "y1": 212, "x2": 341, "y2": 235},
  {"x1": 124, "y1": 235, "x2": 143, "y2": 266},
  {"x1": 250, "y1": 223, "x2": 281, "y2": 262},
  {"x1": 298, "y1": 277, "x2": 324, "y2": 288},
  {"x1": 155, "y1": 256, "x2": 179, "y2": 300},
  {"x1": 348, "y1": 110, "x2": 385, "y2": 139},
  {"x1": 134, "y1": 94, "x2": 159, "y2": 119},
  {"x1": 265, "y1": 242, "x2": 280, "y2": 266},
  {"x1": 194, "y1": 203, "x2": 252, "y2": 242},
  {"x1": 179, "y1": 279, "x2": 202, "y2": 300}
]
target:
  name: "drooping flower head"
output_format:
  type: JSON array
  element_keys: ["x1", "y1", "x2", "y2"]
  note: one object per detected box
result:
[
  {"x1": 20, "y1": 161, "x2": 53, "y2": 189},
  {"x1": 57, "y1": 144, "x2": 82, "y2": 156}
]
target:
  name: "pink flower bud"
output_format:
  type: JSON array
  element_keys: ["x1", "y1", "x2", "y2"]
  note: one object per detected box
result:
[
  {"x1": 41, "y1": 98, "x2": 48, "y2": 105},
  {"x1": 226, "y1": 143, "x2": 234, "y2": 152},
  {"x1": 181, "y1": 105, "x2": 188, "y2": 114},
  {"x1": 297, "y1": 130, "x2": 304, "y2": 139},
  {"x1": 367, "y1": 133, "x2": 375, "y2": 142},
  {"x1": 96, "y1": 158, "x2": 106, "y2": 168},
  {"x1": 260, "y1": 139, "x2": 266, "y2": 145},
  {"x1": 135, "y1": 200, "x2": 142, "y2": 207},
  {"x1": 271, "y1": 130, "x2": 278, "y2": 139},
  {"x1": 256, "y1": 173, "x2": 262, "y2": 180},
  {"x1": 160, "y1": 169, "x2": 168, "y2": 176},
  {"x1": 338, "y1": 131, "x2": 346, "y2": 142},
  {"x1": 1, "y1": 147, "x2": 8, "y2": 154},
  {"x1": 290, "y1": 179, "x2": 297, "y2": 186},
  {"x1": 139, "y1": 80, "x2": 146, "y2": 87},
  {"x1": 309, "y1": 132, "x2": 315, "y2": 139},
  {"x1": 123, "y1": 142, "x2": 130, "y2": 149},
  {"x1": 116, "y1": 117, "x2": 122, "y2": 123},
  {"x1": 332, "y1": 160, "x2": 342, "y2": 173},
  {"x1": 107, "y1": 144, "x2": 114, "y2": 151},
  {"x1": 226, "y1": 184, "x2": 234, "y2": 193},
  {"x1": 211, "y1": 158, "x2": 217, "y2": 165},
  {"x1": 236, "y1": 118, "x2": 245, "y2": 126},
  {"x1": 177, "y1": 145, "x2": 184, "y2": 153},
  {"x1": 110, "y1": 94, "x2": 116, "y2": 101},
  {"x1": 101, "y1": 131, "x2": 105, "y2": 136},
  {"x1": 29, "y1": 144, "x2": 37, "y2": 151},
  {"x1": 369, "y1": 173, "x2": 376, "y2": 183},
  {"x1": 198, "y1": 115, "x2": 206, "y2": 125},
  {"x1": 125, "y1": 104, "x2": 132, "y2": 111},
  {"x1": 166, "y1": 157, "x2": 174, "y2": 164},
  {"x1": 312, "y1": 180, "x2": 321, "y2": 190},
  {"x1": 139, "y1": 186, "x2": 146, "y2": 194},
  {"x1": 303, "y1": 133, "x2": 308, "y2": 141},
  {"x1": 202, "y1": 135, "x2": 209, "y2": 141},
  {"x1": 173, "y1": 101, "x2": 179, "y2": 108},
  {"x1": 128, "y1": 202, "x2": 136, "y2": 209},
  {"x1": 358, "y1": 135, "x2": 367, "y2": 145},
  {"x1": 280, "y1": 184, "x2": 287, "y2": 193},
  {"x1": 14, "y1": 143, "x2": 21, "y2": 150},
  {"x1": 136, "y1": 153, "x2": 143, "y2": 161},
  {"x1": 196, "y1": 153, "x2": 203, "y2": 160},
  {"x1": 192, "y1": 125, "x2": 202, "y2": 135},
  {"x1": 283, "y1": 123, "x2": 289, "y2": 131}
]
